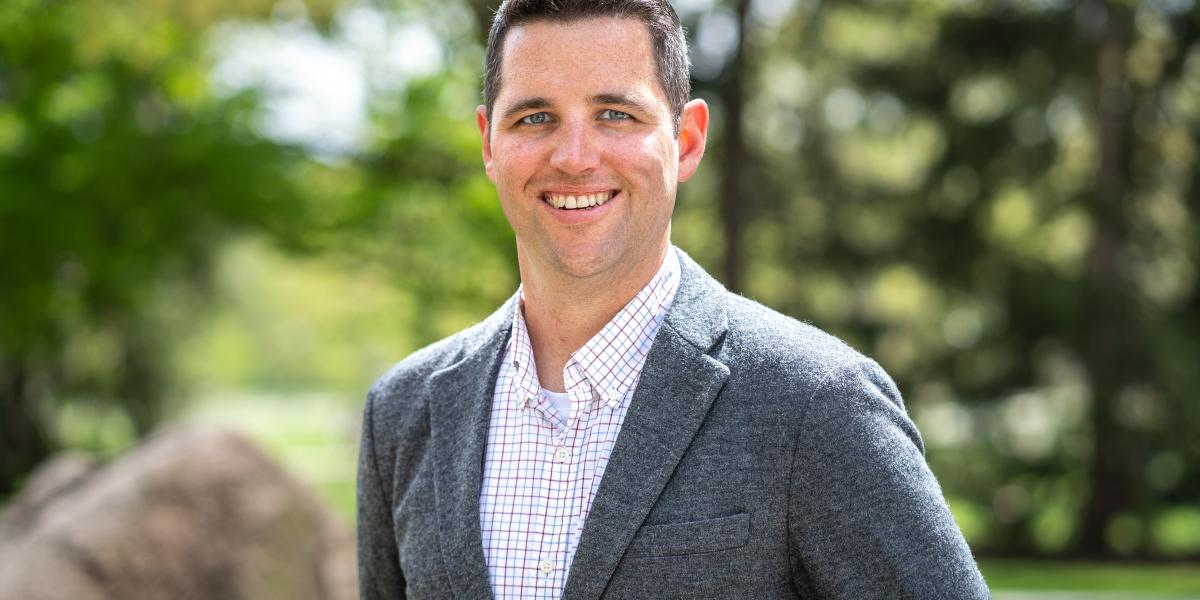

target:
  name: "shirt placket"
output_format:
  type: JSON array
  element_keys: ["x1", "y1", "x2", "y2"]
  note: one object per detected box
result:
[
  {"x1": 507, "y1": 373, "x2": 551, "y2": 597},
  {"x1": 536, "y1": 362, "x2": 593, "y2": 589},
  {"x1": 483, "y1": 254, "x2": 680, "y2": 600}
]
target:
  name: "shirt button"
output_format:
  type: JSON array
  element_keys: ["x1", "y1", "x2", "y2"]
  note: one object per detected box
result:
[
  {"x1": 539, "y1": 559, "x2": 556, "y2": 574},
  {"x1": 602, "y1": 388, "x2": 621, "y2": 407},
  {"x1": 554, "y1": 447, "x2": 571, "y2": 463}
]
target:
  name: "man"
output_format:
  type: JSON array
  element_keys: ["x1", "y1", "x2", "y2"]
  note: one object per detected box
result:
[{"x1": 357, "y1": 0, "x2": 990, "y2": 598}]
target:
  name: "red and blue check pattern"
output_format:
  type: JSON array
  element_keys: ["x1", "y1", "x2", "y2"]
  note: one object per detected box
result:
[{"x1": 480, "y1": 251, "x2": 681, "y2": 600}]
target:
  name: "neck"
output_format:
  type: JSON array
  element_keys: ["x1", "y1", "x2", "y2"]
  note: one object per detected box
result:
[{"x1": 519, "y1": 241, "x2": 669, "y2": 392}]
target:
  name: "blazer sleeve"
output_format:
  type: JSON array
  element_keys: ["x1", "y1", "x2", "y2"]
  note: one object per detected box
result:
[
  {"x1": 786, "y1": 357, "x2": 989, "y2": 599},
  {"x1": 357, "y1": 386, "x2": 406, "y2": 599}
]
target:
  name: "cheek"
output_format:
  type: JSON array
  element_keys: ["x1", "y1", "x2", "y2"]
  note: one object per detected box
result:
[
  {"x1": 604, "y1": 135, "x2": 672, "y2": 179},
  {"x1": 651, "y1": 135, "x2": 678, "y2": 173},
  {"x1": 492, "y1": 139, "x2": 542, "y2": 181}
]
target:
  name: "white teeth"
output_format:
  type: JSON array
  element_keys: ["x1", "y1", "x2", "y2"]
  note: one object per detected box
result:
[{"x1": 545, "y1": 192, "x2": 614, "y2": 209}]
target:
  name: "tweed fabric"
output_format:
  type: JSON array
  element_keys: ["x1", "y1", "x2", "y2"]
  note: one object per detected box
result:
[{"x1": 357, "y1": 247, "x2": 990, "y2": 599}]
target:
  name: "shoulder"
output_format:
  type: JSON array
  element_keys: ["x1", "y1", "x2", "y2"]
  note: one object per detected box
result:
[
  {"x1": 671, "y1": 248, "x2": 870, "y2": 384},
  {"x1": 720, "y1": 291, "x2": 875, "y2": 388},
  {"x1": 364, "y1": 297, "x2": 513, "y2": 428},
  {"x1": 360, "y1": 331, "x2": 464, "y2": 460},
  {"x1": 715, "y1": 290, "x2": 912, "y2": 434},
  {"x1": 716, "y1": 291, "x2": 916, "y2": 452},
  {"x1": 669, "y1": 248, "x2": 892, "y2": 412},
  {"x1": 368, "y1": 333, "x2": 466, "y2": 405}
]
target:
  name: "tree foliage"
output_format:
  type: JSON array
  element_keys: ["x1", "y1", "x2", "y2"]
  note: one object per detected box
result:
[
  {"x1": 3, "y1": 0, "x2": 1198, "y2": 561},
  {"x1": 699, "y1": 0, "x2": 1200, "y2": 557},
  {"x1": 0, "y1": 0, "x2": 339, "y2": 494}
]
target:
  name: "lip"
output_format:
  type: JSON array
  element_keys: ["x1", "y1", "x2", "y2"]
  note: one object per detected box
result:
[{"x1": 538, "y1": 189, "x2": 620, "y2": 225}]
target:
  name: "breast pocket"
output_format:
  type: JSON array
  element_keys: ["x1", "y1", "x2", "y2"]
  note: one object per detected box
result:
[{"x1": 626, "y1": 512, "x2": 750, "y2": 558}]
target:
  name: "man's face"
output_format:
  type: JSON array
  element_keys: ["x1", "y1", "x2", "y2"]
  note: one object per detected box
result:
[{"x1": 477, "y1": 17, "x2": 707, "y2": 283}]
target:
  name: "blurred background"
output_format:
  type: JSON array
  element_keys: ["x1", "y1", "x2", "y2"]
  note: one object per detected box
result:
[{"x1": 1, "y1": 0, "x2": 1198, "y2": 596}]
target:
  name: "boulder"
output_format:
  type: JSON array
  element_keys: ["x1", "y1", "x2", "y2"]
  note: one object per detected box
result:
[{"x1": 0, "y1": 425, "x2": 356, "y2": 600}]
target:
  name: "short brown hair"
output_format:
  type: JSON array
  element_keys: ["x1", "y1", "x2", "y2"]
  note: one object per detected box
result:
[{"x1": 483, "y1": 0, "x2": 691, "y2": 129}]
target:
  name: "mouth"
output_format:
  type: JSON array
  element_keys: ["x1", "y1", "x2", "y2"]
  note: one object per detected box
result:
[{"x1": 541, "y1": 190, "x2": 619, "y2": 210}]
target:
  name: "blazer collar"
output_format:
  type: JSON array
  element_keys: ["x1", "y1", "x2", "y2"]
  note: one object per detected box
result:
[
  {"x1": 426, "y1": 296, "x2": 514, "y2": 600},
  {"x1": 659, "y1": 247, "x2": 730, "y2": 354},
  {"x1": 426, "y1": 247, "x2": 730, "y2": 599},
  {"x1": 563, "y1": 248, "x2": 731, "y2": 598}
]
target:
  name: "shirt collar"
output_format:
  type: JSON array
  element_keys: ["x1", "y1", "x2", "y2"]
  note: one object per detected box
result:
[
  {"x1": 506, "y1": 299, "x2": 541, "y2": 409},
  {"x1": 569, "y1": 250, "x2": 680, "y2": 408},
  {"x1": 506, "y1": 249, "x2": 682, "y2": 410}
]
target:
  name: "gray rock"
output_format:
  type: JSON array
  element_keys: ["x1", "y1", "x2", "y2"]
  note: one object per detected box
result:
[{"x1": 0, "y1": 425, "x2": 356, "y2": 600}]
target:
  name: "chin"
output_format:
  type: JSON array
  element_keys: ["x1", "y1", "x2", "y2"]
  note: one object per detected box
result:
[
  {"x1": 549, "y1": 243, "x2": 621, "y2": 280},
  {"x1": 553, "y1": 255, "x2": 612, "y2": 280}
]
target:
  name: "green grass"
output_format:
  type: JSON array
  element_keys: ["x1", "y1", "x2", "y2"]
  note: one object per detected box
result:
[{"x1": 982, "y1": 559, "x2": 1200, "y2": 596}]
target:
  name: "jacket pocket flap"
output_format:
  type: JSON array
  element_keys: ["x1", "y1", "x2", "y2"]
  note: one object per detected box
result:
[{"x1": 627, "y1": 512, "x2": 750, "y2": 558}]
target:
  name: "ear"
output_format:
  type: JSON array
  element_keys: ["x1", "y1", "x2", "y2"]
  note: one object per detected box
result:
[
  {"x1": 676, "y1": 99, "x2": 709, "y2": 183},
  {"x1": 476, "y1": 105, "x2": 496, "y2": 182}
]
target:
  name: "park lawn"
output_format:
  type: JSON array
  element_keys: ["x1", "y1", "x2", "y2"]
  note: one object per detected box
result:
[{"x1": 981, "y1": 559, "x2": 1200, "y2": 596}]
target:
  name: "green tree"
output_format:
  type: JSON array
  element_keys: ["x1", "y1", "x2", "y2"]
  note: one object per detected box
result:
[
  {"x1": 730, "y1": 0, "x2": 1199, "y2": 557},
  {"x1": 343, "y1": 0, "x2": 519, "y2": 344},
  {"x1": 0, "y1": 0, "x2": 339, "y2": 495}
]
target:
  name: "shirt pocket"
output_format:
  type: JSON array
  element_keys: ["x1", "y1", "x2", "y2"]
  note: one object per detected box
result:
[{"x1": 626, "y1": 512, "x2": 750, "y2": 558}]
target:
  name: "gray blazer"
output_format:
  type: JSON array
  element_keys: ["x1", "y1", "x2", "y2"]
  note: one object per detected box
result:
[{"x1": 358, "y1": 249, "x2": 990, "y2": 599}]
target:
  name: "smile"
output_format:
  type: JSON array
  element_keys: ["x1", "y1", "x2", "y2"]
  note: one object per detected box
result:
[{"x1": 542, "y1": 190, "x2": 618, "y2": 210}]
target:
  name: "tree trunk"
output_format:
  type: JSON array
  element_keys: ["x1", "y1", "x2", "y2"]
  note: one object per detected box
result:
[
  {"x1": 118, "y1": 325, "x2": 167, "y2": 437},
  {"x1": 0, "y1": 361, "x2": 55, "y2": 497},
  {"x1": 1076, "y1": 0, "x2": 1142, "y2": 556},
  {"x1": 717, "y1": 0, "x2": 751, "y2": 293}
]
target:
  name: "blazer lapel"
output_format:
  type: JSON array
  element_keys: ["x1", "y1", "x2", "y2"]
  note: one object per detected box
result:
[
  {"x1": 427, "y1": 299, "x2": 514, "y2": 600},
  {"x1": 563, "y1": 250, "x2": 731, "y2": 599}
]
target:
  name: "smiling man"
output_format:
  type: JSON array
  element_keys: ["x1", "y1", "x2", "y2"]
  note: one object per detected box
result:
[{"x1": 357, "y1": 1, "x2": 989, "y2": 599}]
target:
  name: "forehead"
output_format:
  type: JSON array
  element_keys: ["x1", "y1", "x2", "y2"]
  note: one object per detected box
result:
[{"x1": 496, "y1": 17, "x2": 664, "y2": 105}]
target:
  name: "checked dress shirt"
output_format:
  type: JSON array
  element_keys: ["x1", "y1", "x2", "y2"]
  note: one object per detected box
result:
[{"x1": 479, "y1": 250, "x2": 681, "y2": 600}]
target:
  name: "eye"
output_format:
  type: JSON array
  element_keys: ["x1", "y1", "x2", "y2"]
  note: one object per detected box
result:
[
  {"x1": 600, "y1": 109, "x2": 632, "y2": 121},
  {"x1": 519, "y1": 112, "x2": 552, "y2": 125}
]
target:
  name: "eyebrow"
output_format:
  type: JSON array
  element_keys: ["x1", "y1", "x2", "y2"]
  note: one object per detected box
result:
[
  {"x1": 500, "y1": 97, "x2": 551, "y2": 123},
  {"x1": 498, "y1": 92, "x2": 654, "y2": 123},
  {"x1": 590, "y1": 92, "x2": 653, "y2": 115}
]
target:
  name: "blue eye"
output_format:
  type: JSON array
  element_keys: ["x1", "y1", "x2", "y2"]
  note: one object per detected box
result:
[
  {"x1": 520, "y1": 112, "x2": 551, "y2": 125},
  {"x1": 601, "y1": 109, "x2": 631, "y2": 120}
]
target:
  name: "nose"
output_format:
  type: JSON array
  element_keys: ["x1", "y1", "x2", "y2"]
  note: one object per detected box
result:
[{"x1": 548, "y1": 119, "x2": 599, "y2": 175}]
